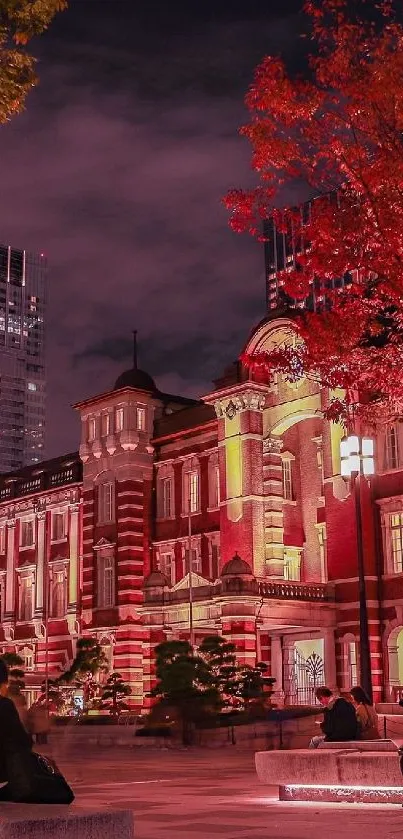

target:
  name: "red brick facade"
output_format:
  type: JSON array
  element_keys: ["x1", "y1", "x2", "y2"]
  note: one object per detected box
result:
[{"x1": 1, "y1": 315, "x2": 403, "y2": 708}]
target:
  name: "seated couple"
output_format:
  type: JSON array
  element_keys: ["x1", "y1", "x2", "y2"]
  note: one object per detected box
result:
[{"x1": 310, "y1": 685, "x2": 379, "y2": 748}]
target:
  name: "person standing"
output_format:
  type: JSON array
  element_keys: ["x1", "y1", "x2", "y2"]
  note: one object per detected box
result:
[
  {"x1": 350, "y1": 686, "x2": 380, "y2": 740},
  {"x1": 309, "y1": 686, "x2": 358, "y2": 748}
]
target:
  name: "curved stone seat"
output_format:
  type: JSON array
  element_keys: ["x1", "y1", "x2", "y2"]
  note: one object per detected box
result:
[{"x1": 0, "y1": 806, "x2": 134, "y2": 839}]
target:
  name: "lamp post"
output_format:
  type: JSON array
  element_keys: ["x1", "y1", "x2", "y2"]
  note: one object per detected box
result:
[
  {"x1": 340, "y1": 434, "x2": 375, "y2": 702},
  {"x1": 187, "y1": 488, "x2": 194, "y2": 650}
]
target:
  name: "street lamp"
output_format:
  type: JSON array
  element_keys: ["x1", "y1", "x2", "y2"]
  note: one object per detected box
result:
[{"x1": 340, "y1": 434, "x2": 375, "y2": 702}]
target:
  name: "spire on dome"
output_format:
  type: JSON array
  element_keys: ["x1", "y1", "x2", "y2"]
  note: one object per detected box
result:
[{"x1": 133, "y1": 330, "x2": 138, "y2": 370}]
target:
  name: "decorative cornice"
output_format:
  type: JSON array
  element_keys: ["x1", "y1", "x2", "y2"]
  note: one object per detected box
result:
[
  {"x1": 214, "y1": 390, "x2": 267, "y2": 419},
  {"x1": 263, "y1": 437, "x2": 284, "y2": 455}
]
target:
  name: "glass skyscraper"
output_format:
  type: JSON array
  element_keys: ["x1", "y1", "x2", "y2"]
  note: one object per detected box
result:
[
  {"x1": 0, "y1": 245, "x2": 46, "y2": 473},
  {"x1": 264, "y1": 196, "x2": 351, "y2": 313}
]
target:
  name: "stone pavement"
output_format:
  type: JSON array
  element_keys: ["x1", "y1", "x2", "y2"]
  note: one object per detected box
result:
[{"x1": 48, "y1": 746, "x2": 403, "y2": 839}]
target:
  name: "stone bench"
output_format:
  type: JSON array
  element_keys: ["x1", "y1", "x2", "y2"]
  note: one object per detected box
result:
[
  {"x1": 0, "y1": 806, "x2": 134, "y2": 839},
  {"x1": 255, "y1": 747, "x2": 403, "y2": 804},
  {"x1": 318, "y1": 739, "x2": 396, "y2": 751}
]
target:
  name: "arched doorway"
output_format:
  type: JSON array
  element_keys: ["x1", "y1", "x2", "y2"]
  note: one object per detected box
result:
[{"x1": 387, "y1": 625, "x2": 403, "y2": 701}]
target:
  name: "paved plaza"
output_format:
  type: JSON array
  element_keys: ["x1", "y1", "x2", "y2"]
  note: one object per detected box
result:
[{"x1": 45, "y1": 745, "x2": 403, "y2": 839}]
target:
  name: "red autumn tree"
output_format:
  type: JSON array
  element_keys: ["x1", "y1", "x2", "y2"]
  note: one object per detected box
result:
[
  {"x1": 225, "y1": 0, "x2": 403, "y2": 425},
  {"x1": 0, "y1": 0, "x2": 67, "y2": 125}
]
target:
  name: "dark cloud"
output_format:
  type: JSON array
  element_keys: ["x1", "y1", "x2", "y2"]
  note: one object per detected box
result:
[{"x1": 0, "y1": 0, "x2": 303, "y2": 457}]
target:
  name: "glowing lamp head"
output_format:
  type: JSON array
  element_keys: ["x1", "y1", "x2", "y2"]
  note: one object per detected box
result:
[{"x1": 340, "y1": 434, "x2": 375, "y2": 478}]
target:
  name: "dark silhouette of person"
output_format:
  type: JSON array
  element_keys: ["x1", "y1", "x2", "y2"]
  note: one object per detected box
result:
[{"x1": 0, "y1": 658, "x2": 73, "y2": 803}]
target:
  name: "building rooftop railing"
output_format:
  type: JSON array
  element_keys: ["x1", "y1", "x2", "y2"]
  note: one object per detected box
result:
[
  {"x1": 144, "y1": 577, "x2": 334, "y2": 606},
  {"x1": 0, "y1": 453, "x2": 82, "y2": 502}
]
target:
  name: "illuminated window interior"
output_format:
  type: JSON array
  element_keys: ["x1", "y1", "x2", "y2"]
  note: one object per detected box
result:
[{"x1": 390, "y1": 512, "x2": 403, "y2": 573}]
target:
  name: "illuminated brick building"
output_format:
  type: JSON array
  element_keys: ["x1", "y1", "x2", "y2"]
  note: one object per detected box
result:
[{"x1": 0, "y1": 321, "x2": 403, "y2": 709}]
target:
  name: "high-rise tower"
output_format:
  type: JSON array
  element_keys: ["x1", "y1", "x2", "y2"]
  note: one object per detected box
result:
[
  {"x1": 264, "y1": 197, "x2": 351, "y2": 314},
  {"x1": 0, "y1": 244, "x2": 47, "y2": 472}
]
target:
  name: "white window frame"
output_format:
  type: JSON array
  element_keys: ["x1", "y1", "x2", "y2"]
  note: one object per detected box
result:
[
  {"x1": 315, "y1": 523, "x2": 328, "y2": 583},
  {"x1": 390, "y1": 512, "x2": 403, "y2": 573},
  {"x1": 97, "y1": 552, "x2": 115, "y2": 609},
  {"x1": 51, "y1": 511, "x2": 66, "y2": 543},
  {"x1": 19, "y1": 574, "x2": 34, "y2": 622},
  {"x1": 20, "y1": 519, "x2": 35, "y2": 549},
  {"x1": 160, "y1": 476, "x2": 173, "y2": 519},
  {"x1": 88, "y1": 417, "x2": 96, "y2": 442},
  {"x1": 183, "y1": 541, "x2": 201, "y2": 575},
  {"x1": 159, "y1": 551, "x2": 174, "y2": 585},
  {"x1": 50, "y1": 565, "x2": 67, "y2": 618},
  {"x1": 101, "y1": 412, "x2": 110, "y2": 437},
  {"x1": 347, "y1": 641, "x2": 358, "y2": 687},
  {"x1": 284, "y1": 548, "x2": 301, "y2": 581},
  {"x1": 136, "y1": 405, "x2": 146, "y2": 432},
  {"x1": 208, "y1": 535, "x2": 220, "y2": 579},
  {"x1": 208, "y1": 454, "x2": 220, "y2": 510},
  {"x1": 385, "y1": 424, "x2": 400, "y2": 471},
  {"x1": 282, "y1": 458, "x2": 294, "y2": 502},
  {"x1": 98, "y1": 482, "x2": 114, "y2": 524},
  {"x1": 115, "y1": 406, "x2": 124, "y2": 433},
  {"x1": 183, "y1": 467, "x2": 200, "y2": 515}
]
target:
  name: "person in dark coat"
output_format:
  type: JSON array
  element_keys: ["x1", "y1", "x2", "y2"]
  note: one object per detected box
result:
[
  {"x1": 0, "y1": 658, "x2": 34, "y2": 797},
  {"x1": 309, "y1": 686, "x2": 358, "y2": 748},
  {"x1": 0, "y1": 658, "x2": 73, "y2": 803}
]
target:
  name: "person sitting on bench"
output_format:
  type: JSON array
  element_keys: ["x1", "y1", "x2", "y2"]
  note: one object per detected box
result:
[
  {"x1": 350, "y1": 686, "x2": 380, "y2": 740},
  {"x1": 309, "y1": 686, "x2": 358, "y2": 748}
]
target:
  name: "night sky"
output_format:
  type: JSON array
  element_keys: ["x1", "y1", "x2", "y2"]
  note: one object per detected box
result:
[{"x1": 0, "y1": 0, "x2": 304, "y2": 458}]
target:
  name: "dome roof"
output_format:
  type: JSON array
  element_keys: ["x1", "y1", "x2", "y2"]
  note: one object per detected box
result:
[
  {"x1": 114, "y1": 367, "x2": 156, "y2": 393},
  {"x1": 221, "y1": 553, "x2": 253, "y2": 577},
  {"x1": 143, "y1": 570, "x2": 168, "y2": 588}
]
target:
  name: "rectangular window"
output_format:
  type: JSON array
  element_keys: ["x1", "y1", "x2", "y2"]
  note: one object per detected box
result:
[
  {"x1": 115, "y1": 407, "x2": 124, "y2": 433},
  {"x1": 20, "y1": 576, "x2": 33, "y2": 621},
  {"x1": 390, "y1": 512, "x2": 403, "y2": 573},
  {"x1": 136, "y1": 406, "x2": 146, "y2": 431},
  {"x1": 284, "y1": 551, "x2": 301, "y2": 581},
  {"x1": 209, "y1": 463, "x2": 220, "y2": 509},
  {"x1": 211, "y1": 543, "x2": 220, "y2": 579},
  {"x1": 51, "y1": 512, "x2": 66, "y2": 542},
  {"x1": 348, "y1": 642, "x2": 358, "y2": 687},
  {"x1": 185, "y1": 547, "x2": 201, "y2": 574},
  {"x1": 184, "y1": 470, "x2": 199, "y2": 514},
  {"x1": 52, "y1": 570, "x2": 66, "y2": 618},
  {"x1": 160, "y1": 553, "x2": 173, "y2": 585},
  {"x1": 160, "y1": 477, "x2": 173, "y2": 519},
  {"x1": 101, "y1": 413, "x2": 110, "y2": 437},
  {"x1": 282, "y1": 460, "x2": 293, "y2": 501},
  {"x1": 88, "y1": 417, "x2": 96, "y2": 442},
  {"x1": 98, "y1": 555, "x2": 115, "y2": 608},
  {"x1": 386, "y1": 425, "x2": 399, "y2": 470},
  {"x1": 20, "y1": 519, "x2": 34, "y2": 548},
  {"x1": 98, "y1": 483, "x2": 114, "y2": 524},
  {"x1": 0, "y1": 527, "x2": 5, "y2": 554},
  {"x1": 24, "y1": 651, "x2": 34, "y2": 671}
]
